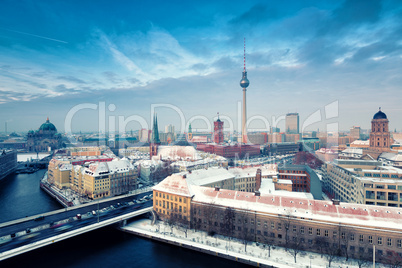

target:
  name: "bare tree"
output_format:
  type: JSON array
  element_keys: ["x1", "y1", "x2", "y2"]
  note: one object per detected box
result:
[
  {"x1": 238, "y1": 211, "x2": 252, "y2": 252},
  {"x1": 202, "y1": 201, "x2": 216, "y2": 236},
  {"x1": 339, "y1": 228, "x2": 353, "y2": 261},
  {"x1": 315, "y1": 236, "x2": 327, "y2": 257},
  {"x1": 287, "y1": 235, "x2": 303, "y2": 263},
  {"x1": 176, "y1": 214, "x2": 190, "y2": 238},
  {"x1": 280, "y1": 211, "x2": 293, "y2": 251},
  {"x1": 324, "y1": 241, "x2": 340, "y2": 267},
  {"x1": 383, "y1": 251, "x2": 402, "y2": 268},
  {"x1": 221, "y1": 207, "x2": 235, "y2": 239}
]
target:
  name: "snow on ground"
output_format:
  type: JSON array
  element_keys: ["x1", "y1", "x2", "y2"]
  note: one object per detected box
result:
[
  {"x1": 123, "y1": 219, "x2": 383, "y2": 268},
  {"x1": 17, "y1": 153, "x2": 50, "y2": 162}
]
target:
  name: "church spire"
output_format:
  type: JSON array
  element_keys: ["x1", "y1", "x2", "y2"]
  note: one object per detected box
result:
[{"x1": 151, "y1": 113, "x2": 160, "y2": 144}]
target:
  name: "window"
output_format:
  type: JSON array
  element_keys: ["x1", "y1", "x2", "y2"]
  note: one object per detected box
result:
[
  {"x1": 308, "y1": 227, "x2": 313, "y2": 235},
  {"x1": 324, "y1": 230, "x2": 329, "y2": 237},
  {"x1": 316, "y1": 229, "x2": 321, "y2": 236},
  {"x1": 378, "y1": 237, "x2": 383, "y2": 245},
  {"x1": 359, "y1": 235, "x2": 364, "y2": 242},
  {"x1": 341, "y1": 232, "x2": 346, "y2": 239},
  {"x1": 251, "y1": 219, "x2": 254, "y2": 225},
  {"x1": 257, "y1": 220, "x2": 260, "y2": 226},
  {"x1": 300, "y1": 227, "x2": 305, "y2": 234},
  {"x1": 293, "y1": 225, "x2": 297, "y2": 233},
  {"x1": 350, "y1": 234, "x2": 355, "y2": 241},
  {"x1": 397, "y1": 239, "x2": 402, "y2": 248},
  {"x1": 270, "y1": 232, "x2": 275, "y2": 238},
  {"x1": 333, "y1": 231, "x2": 337, "y2": 238},
  {"x1": 264, "y1": 231, "x2": 268, "y2": 236},
  {"x1": 387, "y1": 238, "x2": 392, "y2": 247},
  {"x1": 369, "y1": 236, "x2": 373, "y2": 244},
  {"x1": 278, "y1": 234, "x2": 282, "y2": 239},
  {"x1": 271, "y1": 222, "x2": 275, "y2": 229},
  {"x1": 278, "y1": 223, "x2": 282, "y2": 230}
]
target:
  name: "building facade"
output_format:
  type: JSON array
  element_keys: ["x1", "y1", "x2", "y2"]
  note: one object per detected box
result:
[
  {"x1": 322, "y1": 159, "x2": 402, "y2": 207},
  {"x1": 27, "y1": 118, "x2": 62, "y2": 152},
  {"x1": 286, "y1": 113, "x2": 299, "y2": 134},
  {"x1": 369, "y1": 109, "x2": 391, "y2": 152},
  {"x1": 153, "y1": 175, "x2": 402, "y2": 265},
  {"x1": 0, "y1": 150, "x2": 17, "y2": 180}
]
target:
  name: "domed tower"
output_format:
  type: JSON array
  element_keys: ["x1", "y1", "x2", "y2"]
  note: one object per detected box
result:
[
  {"x1": 369, "y1": 108, "x2": 390, "y2": 151},
  {"x1": 39, "y1": 117, "x2": 57, "y2": 135},
  {"x1": 240, "y1": 38, "x2": 250, "y2": 144}
]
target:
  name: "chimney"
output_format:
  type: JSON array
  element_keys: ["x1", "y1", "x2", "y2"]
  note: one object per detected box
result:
[
  {"x1": 214, "y1": 186, "x2": 220, "y2": 191},
  {"x1": 332, "y1": 199, "x2": 340, "y2": 205},
  {"x1": 255, "y1": 168, "x2": 262, "y2": 191},
  {"x1": 255, "y1": 191, "x2": 260, "y2": 197}
]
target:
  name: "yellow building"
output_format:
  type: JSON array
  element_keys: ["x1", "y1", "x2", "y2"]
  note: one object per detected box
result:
[
  {"x1": 153, "y1": 174, "x2": 192, "y2": 223},
  {"x1": 81, "y1": 159, "x2": 138, "y2": 200},
  {"x1": 48, "y1": 159, "x2": 72, "y2": 189}
]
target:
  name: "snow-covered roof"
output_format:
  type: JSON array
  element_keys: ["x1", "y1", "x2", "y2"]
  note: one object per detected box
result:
[
  {"x1": 85, "y1": 159, "x2": 133, "y2": 176},
  {"x1": 341, "y1": 148, "x2": 363, "y2": 154},
  {"x1": 229, "y1": 164, "x2": 278, "y2": 178},
  {"x1": 379, "y1": 151, "x2": 402, "y2": 162},
  {"x1": 185, "y1": 167, "x2": 234, "y2": 186},
  {"x1": 350, "y1": 140, "x2": 369, "y2": 146},
  {"x1": 191, "y1": 186, "x2": 402, "y2": 230},
  {"x1": 157, "y1": 146, "x2": 200, "y2": 161},
  {"x1": 153, "y1": 173, "x2": 192, "y2": 197}
]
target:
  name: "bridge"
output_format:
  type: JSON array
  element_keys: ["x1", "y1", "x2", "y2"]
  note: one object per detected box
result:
[{"x1": 0, "y1": 191, "x2": 154, "y2": 261}]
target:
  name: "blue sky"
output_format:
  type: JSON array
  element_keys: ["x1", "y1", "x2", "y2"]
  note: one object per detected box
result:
[{"x1": 1, "y1": 0, "x2": 401, "y2": 134}]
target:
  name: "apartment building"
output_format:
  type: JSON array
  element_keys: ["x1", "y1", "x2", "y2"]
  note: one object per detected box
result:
[{"x1": 322, "y1": 159, "x2": 402, "y2": 207}]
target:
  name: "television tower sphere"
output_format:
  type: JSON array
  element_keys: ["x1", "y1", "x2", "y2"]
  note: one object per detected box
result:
[{"x1": 240, "y1": 71, "x2": 249, "y2": 88}]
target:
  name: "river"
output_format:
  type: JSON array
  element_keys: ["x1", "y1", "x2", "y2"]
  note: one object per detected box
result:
[{"x1": 0, "y1": 171, "x2": 249, "y2": 267}]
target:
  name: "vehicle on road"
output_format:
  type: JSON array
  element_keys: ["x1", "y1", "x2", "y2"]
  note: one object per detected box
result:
[
  {"x1": 76, "y1": 214, "x2": 82, "y2": 220},
  {"x1": 34, "y1": 216, "x2": 45, "y2": 221}
]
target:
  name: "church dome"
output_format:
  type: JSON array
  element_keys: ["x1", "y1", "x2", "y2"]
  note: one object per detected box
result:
[
  {"x1": 373, "y1": 109, "x2": 387, "y2": 120},
  {"x1": 39, "y1": 117, "x2": 57, "y2": 132}
]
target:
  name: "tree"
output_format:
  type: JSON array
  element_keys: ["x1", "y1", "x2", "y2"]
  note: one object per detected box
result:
[
  {"x1": 221, "y1": 207, "x2": 235, "y2": 240},
  {"x1": 176, "y1": 214, "x2": 190, "y2": 238},
  {"x1": 238, "y1": 210, "x2": 253, "y2": 252},
  {"x1": 355, "y1": 251, "x2": 371, "y2": 268},
  {"x1": 287, "y1": 235, "x2": 303, "y2": 263},
  {"x1": 339, "y1": 228, "x2": 353, "y2": 261},
  {"x1": 280, "y1": 211, "x2": 293, "y2": 251},
  {"x1": 315, "y1": 236, "x2": 327, "y2": 257},
  {"x1": 324, "y1": 241, "x2": 340, "y2": 267},
  {"x1": 383, "y1": 251, "x2": 402, "y2": 268}
]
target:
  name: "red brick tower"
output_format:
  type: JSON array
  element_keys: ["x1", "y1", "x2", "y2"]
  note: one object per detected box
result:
[{"x1": 214, "y1": 113, "x2": 224, "y2": 144}]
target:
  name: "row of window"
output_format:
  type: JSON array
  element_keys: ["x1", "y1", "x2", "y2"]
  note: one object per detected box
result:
[
  {"x1": 156, "y1": 200, "x2": 187, "y2": 213},
  {"x1": 155, "y1": 192, "x2": 187, "y2": 203},
  {"x1": 192, "y1": 215, "x2": 402, "y2": 249}
]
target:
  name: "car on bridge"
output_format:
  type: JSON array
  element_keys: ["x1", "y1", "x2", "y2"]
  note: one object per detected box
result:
[{"x1": 34, "y1": 216, "x2": 45, "y2": 221}]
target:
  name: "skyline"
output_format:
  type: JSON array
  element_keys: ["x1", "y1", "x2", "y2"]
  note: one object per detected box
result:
[{"x1": 1, "y1": 0, "x2": 402, "y2": 133}]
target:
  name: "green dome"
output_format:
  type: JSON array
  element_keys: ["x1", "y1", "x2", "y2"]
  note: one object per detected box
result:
[{"x1": 39, "y1": 117, "x2": 57, "y2": 132}]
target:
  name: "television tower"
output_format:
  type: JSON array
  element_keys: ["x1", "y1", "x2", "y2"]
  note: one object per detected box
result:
[{"x1": 240, "y1": 38, "x2": 249, "y2": 144}]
